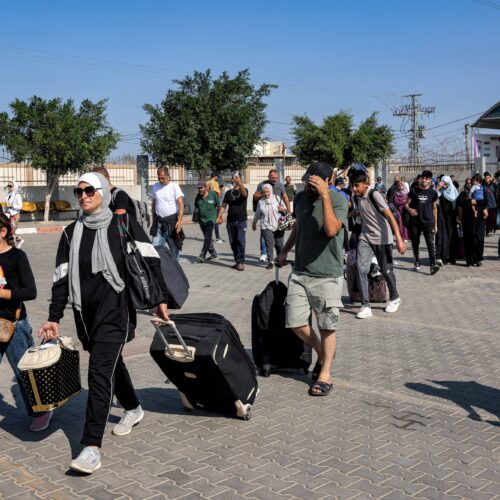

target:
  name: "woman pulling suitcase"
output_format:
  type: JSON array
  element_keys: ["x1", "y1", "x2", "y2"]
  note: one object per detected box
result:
[
  {"x1": 38, "y1": 173, "x2": 169, "y2": 474},
  {"x1": 0, "y1": 214, "x2": 51, "y2": 430}
]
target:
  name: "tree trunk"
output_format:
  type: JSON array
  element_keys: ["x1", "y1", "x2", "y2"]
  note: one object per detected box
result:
[{"x1": 44, "y1": 174, "x2": 58, "y2": 222}]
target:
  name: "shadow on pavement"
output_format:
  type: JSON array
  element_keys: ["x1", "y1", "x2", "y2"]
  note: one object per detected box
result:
[
  {"x1": 0, "y1": 384, "x2": 87, "y2": 457},
  {"x1": 406, "y1": 380, "x2": 500, "y2": 426}
]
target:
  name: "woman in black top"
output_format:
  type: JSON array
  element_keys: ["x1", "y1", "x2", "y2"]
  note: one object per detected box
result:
[
  {"x1": 38, "y1": 173, "x2": 169, "y2": 474},
  {"x1": 0, "y1": 214, "x2": 48, "y2": 430}
]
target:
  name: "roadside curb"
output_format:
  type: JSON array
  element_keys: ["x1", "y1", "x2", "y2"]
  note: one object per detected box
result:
[{"x1": 16, "y1": 216, "x2": 202, "y2": 236}]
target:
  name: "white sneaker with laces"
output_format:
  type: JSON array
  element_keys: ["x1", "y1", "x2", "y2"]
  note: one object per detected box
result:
[
  {"x1": 112, "y1": 405, "x2": 144, "y2": 436},
  {"x1": 385, "y1": 297, "x2": 402, "y2": 313},
  {"x1": 69, "y1": 446, "x2": 101, "y2": 474},
  {"x1": 259, "y1": 254, "x2": 268, "y2": 262},
  {"x1": 356, "y1": 306, "x2": 373, "y2": 319}
]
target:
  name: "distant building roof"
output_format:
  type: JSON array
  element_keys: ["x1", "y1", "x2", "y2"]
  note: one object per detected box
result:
[{"x1": 472, "y1": 101, "x2": 500, "y2": 129}]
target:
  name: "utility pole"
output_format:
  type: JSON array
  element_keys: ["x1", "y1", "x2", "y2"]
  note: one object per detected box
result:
[
  {"x1": 393, "y1": 94, "x2": 435, "y2": 168},
  {"x1": 464, "y1": 124, "x2": 471, "y2": 173}
]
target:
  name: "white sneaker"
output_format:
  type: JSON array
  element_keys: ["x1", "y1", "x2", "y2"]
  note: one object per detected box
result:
[
  {"x1": 69, "y1": 447, "x2": 101, "y2": 474},
  {"x1": 436, "y1": 259, "x2": 443, "y2": 267},
  {"x1": 112, "y1": 405, "x2": 144, "y2": 436},
  {"x1": 385, "y1": 297, "x2": 402, "y2": 313},
  {"x1": 356, "y1": 306, "x2": 373, "y2": 319},
  {"x1": 259, "y1": 254, "x2": 268, "y2": 262}
]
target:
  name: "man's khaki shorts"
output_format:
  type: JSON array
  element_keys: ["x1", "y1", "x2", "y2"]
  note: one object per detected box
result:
[{"x1": 285, "y1": 272, "x2": 343, "y2": 331}]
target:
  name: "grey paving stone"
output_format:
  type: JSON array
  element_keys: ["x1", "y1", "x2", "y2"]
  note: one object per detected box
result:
[{"x1": 0, "y1": 230, "x2": 499, "y2": 499}]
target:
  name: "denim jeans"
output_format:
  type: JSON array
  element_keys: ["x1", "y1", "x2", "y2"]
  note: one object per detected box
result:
[
  {"x1": 152, "y1": 220, "x2": 180, "y2": 262},
  {"x1": 227, "y1": 220, "x2": 247, "y2": 264},
  {"x1": 0, "y1": 318, "x2": 40, "y2": 416},
  {"x1": 260, "y1": 235, "x2": 267, "y2": 256}
]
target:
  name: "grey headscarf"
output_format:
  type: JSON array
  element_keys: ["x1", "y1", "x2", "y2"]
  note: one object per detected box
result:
[{"x1": 68, "y1": 172, "x2": 125, "y2": 311}]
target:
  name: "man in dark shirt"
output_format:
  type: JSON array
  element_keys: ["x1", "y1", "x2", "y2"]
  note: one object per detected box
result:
[
  {"x1": 217, "y1": 172, "x2": 248, "y2": 270},
  {"x1": 405, "y1": 170, "x2": 439, "y2": 274},
  {"x1": 93, "y1": 167, "x2": 135, "y2": 216}
]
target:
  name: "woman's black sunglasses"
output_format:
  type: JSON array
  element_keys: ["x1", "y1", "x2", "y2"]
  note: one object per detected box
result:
[{"x1": 74, "y1": 186, "x2": 101, "y2": 198}]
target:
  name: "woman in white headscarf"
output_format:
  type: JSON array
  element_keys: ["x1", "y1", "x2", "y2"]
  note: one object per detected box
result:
[
  {"x1": 252, "y1": 183, "x2": 287, "y2": 269},
  {"x1": 38, "y1": 172, "x2": 169, "y2": 474},
  {"x1": 436, "y1": 175, "x2": 459, "y2": 265},
  {"x1": 4, "y1": 180, "x2": 23, "y2": 248}
]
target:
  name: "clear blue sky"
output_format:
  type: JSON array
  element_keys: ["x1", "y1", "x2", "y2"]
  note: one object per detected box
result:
[{"x1": 1, "y1": 0, "x2": 499, "y2": 158}]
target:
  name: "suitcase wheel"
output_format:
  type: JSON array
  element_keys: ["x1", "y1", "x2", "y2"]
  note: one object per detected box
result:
[
  {"x1": 183, "y1": 406, "x2": 192, "y2": 413},
  {"x1": 235, "y1": 401, "x2": 252, "y2": 420},
  {"x1": 259, "y1": 369, "x2": 271, "y2": 377}
]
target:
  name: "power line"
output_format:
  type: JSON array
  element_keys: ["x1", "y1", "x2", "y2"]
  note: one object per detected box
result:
[{"x1": 473, "y1": 0, "x2": 500, "y2": 10}]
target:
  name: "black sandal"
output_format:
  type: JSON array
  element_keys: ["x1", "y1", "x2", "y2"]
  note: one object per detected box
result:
[
  {"x1": 308, "y1": 381, "x2": 333, "y2": 397},
  {"x1": 311, "y1": 361, "x2": 322, "y2": 382}
]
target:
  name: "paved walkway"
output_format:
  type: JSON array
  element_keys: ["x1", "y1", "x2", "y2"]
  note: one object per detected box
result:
[{"x1": 1, "y1": 225, "x2": 499, "y2": 499}]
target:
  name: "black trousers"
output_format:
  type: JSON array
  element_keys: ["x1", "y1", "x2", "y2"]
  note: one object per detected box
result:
[
  {"x1": 463, "y1": 215, "x2": 486, "y2": 265},
  {"x1": 409, "y1": 222, "x2": 436, "y2": 266},
  {"x1": 82, "y1": 342, "x2": 140, "y2": 447},
  {"x1": 199, "y1": 222, "x2": 216, "y2": 257},
  {"x1": 227, "y1": 220, "x2": 247, "y2": 263}
]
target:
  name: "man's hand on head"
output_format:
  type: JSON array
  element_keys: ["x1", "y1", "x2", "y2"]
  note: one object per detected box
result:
[{"x1": 308, "y1": 175, "x2": 330, "y2": 197}]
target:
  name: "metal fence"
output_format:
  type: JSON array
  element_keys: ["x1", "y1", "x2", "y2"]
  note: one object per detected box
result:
[{"x1": 0, "y1": 162, "x2": 308, "y2": 187}]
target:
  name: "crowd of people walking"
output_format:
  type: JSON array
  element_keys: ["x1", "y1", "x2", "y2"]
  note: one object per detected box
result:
[{"x1": 0, "y1": 163, "x2": 498, "y2": 475}]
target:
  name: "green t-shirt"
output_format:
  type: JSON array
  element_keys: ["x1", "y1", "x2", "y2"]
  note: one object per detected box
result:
[
  {"x1": 195, "y1": 191, "x2": 220, "y2": 224},
  {"x1": 293, "y1": 190, "x2": 348, "y2": 277}
]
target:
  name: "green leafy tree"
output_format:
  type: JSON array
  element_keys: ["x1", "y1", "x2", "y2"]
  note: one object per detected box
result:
[
  {"x1": 140, "y1": 69, "x2": 276, "y2": 178},
  {"x1": 291, "y1": 111, "x2": 394, "y2": 169},
  {"x1": 0, "y1": 96, "x2": 118, "y2": 220},
  {"x1": 350, "y1": 112, "x2": 395, "y2": 166}
]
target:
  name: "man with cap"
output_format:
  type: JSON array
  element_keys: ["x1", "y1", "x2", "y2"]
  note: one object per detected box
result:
[
  {"x1": 277, "y1": 162, "x2": 348, "y2": 397},
  {"x1": 374, "y1": 176, "x2": 387, "y2": 195},
  {"x1": 217, "y1": 172, "x2": 248, "y2": 270},
  {"x1": 193, "y1": 181, "x2": 219, "y2": 263},
  {"x1": 331, "y1": 176, "x2": 350, "y2": 204}
]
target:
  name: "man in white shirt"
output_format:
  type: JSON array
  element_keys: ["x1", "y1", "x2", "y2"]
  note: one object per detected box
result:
[{"x1": 150, "y1": 167, "x2": 184, "y2": 261}]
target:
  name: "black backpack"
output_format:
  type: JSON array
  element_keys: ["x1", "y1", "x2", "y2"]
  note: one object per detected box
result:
[{"x1": 111, "y1": 188, "x2": 150, "y2": 234}]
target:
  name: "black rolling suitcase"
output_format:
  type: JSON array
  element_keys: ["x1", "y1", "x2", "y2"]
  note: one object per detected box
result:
[
  {"x1": 251, "y1": 266, "x2": 312, "y2": 377},
  {"x1": 150, "y1": 314, "x2": 258, "y2": 420}
]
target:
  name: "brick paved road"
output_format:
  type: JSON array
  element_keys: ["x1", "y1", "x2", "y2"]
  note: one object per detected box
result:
[{"x1": 1, "y1": 224, "x2": 499, "y2": 499}]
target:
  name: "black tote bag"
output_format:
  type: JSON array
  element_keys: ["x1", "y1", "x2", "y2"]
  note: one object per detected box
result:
[{"x1": 120, "y1": 225, "x2": 165, "y2": 310}]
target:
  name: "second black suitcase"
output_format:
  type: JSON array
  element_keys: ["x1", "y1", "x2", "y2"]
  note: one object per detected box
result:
[
  {"x1": 150, "y1": 314, "x2": 258, "y2": 420},
  {"x1": 251, "y1": 267, "x2": 312, "y2": 377}
]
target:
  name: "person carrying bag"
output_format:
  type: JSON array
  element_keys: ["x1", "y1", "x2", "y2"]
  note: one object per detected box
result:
[
  {"x1": 38, "y1": 173, "x2": 169, "y2": 475},
  {"x1": 0, "y1": 214, "x2": 52, "y2": 431}
]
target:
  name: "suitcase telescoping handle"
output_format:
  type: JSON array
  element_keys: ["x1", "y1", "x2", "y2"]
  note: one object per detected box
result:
[{"x1": 151, "y1": 319, "x2": 195, "y2": 362}]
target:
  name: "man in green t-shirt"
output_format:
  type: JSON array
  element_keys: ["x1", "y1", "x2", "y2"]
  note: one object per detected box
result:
[
  {"x1": 193, "y1": 181, "x2": 219, "y2": 263},
  {"x1": 277, "y1": 162, "x2": 348, "y2": 397}
]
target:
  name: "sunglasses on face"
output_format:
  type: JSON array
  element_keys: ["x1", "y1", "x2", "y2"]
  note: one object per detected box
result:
[
  {"x1": 74, "y1": 186, "x2": 101, "y2": 198},
  {"x1": 6, "y1": 185, "x2": 13, "y2": 188}
]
